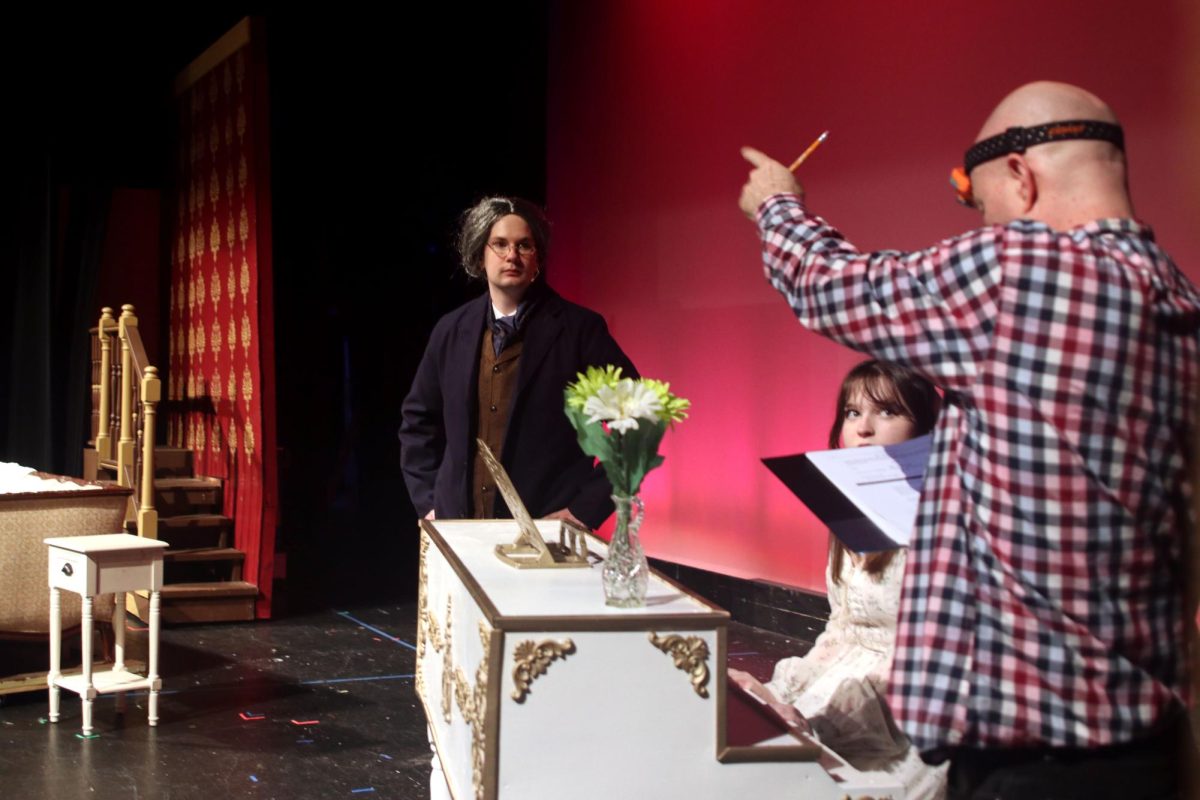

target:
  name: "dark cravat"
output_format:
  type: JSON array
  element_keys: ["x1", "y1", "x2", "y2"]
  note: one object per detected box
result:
[{"x1": 491, "y1": 315, "x2": 518, "y2": 356}]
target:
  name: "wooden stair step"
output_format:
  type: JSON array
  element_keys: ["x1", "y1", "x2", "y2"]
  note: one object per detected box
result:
[
  {"x1": 159, "y1": 581, "x2": 258, "y2": 599},
  {"x1": 155, "y1": 514, "x2": 233, "y2": 549},
  {"x1": 134, "y1": 581, "x2": 257, "y2": 624},
  {"x1": 155, "y1": 477, "x2": 223, "y2": 515},
  {"x1": 152, "y1": 513, "x2": 231, "y2": 551},
  {"x1": 164, "y1": 547, "x2": 245, "y2": 582},
  {"x1": 153, "y1": 447, "x2": 194, "y2": 477},
  {"x1": 164, "y1": 547, "x2": 244, "y2": 563}
]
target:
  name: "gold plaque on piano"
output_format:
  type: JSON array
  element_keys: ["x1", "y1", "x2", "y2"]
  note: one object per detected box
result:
[{"x1": 476, "y1": 438, "x2": 590, "y2": 569}]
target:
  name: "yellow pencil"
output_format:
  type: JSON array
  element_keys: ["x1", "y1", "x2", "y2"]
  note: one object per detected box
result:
[{"x1": 788, "y1": 130, "x2": 829, "y2": 172}]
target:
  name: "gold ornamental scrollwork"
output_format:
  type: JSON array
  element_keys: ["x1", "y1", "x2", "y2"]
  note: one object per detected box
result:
[
  {"x1": 510, "y1": 639, "x2": 574, "y2": 703},
  {"x1": 441, "y1": 596, "x2": 454, "y2": 723},
  {"x1": 415, "y1": 535, "x2": 493, "y2": 800},
  {"x1": 454, "y1": 621, "x2": 491, "y2": 800},
  {"x1": 648, "y1": 633, "x2": 711, "y2": 699}
]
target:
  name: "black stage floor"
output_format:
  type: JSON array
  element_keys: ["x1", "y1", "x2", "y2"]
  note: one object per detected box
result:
[{"x1": 0, "y1": 603, "x2": 806, "y2": 799}]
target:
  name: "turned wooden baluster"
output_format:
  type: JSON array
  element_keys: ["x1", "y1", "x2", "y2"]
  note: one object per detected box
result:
[
  {"x1": 95, "y1": 307, "x2": 115, "y2": 460},
  {"x1": 117, "y1": 304, "x2": 138, "y2": 488},
  {"x1": 138, "y1": 366, "x2": 160, "y2": 540}
]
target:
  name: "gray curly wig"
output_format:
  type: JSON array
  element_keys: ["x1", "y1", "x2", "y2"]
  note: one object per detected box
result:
[{"x1": 455, "y1": 196, "x2": 551, "y2": 279}]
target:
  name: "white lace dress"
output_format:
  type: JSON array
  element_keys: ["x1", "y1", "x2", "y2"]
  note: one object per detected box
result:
[{"x1": 763, "y1": 551, "x2": 947, "y2": 800}]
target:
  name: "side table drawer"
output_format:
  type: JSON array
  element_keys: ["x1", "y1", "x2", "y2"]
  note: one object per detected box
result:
[{"x1": 48, "y1": 549, "x2": 93, "y2": 595}]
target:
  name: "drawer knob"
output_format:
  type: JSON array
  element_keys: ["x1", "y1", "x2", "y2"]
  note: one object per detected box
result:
[{"x1": 61, "y1": 563, "x2": 74, "y2": 577}]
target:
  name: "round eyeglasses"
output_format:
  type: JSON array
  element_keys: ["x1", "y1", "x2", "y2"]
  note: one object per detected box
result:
[{"x1": 487, "y1": 239, "x2": 536, "y2": 258}]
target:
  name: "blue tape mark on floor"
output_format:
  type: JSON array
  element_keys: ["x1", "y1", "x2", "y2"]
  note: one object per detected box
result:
[
  {"x1": 300, "y1": 674, "x2": 414, "y2": 686},
  {"x1": 335, "y1": 611, "x2": 417, "y2": 651}
]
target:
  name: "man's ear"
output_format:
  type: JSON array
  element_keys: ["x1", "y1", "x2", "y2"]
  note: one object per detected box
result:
[{"x1": 1006, "y1": 153, "x2": 1037, "y2": 213}]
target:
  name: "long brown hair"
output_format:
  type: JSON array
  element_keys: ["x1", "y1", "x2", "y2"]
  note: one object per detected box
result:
[{"x1": 827, "y1": 360, "x2": 941, "y2": 584}]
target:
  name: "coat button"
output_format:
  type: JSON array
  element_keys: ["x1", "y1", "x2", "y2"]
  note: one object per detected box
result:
[
  {"x1": 492, "y1": 365, "x2": 500, "y2": 373},
  {"x1": 490, "y1": 404, "x2": 497, "y2": 412}
]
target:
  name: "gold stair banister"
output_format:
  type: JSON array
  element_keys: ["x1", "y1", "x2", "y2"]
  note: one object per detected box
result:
[{"x1": 96, "y1": 303, "x2": 159, "y2": 541}]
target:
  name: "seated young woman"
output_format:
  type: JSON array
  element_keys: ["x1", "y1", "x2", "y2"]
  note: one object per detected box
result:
[{"x1": 731, "y1": 359, "x2": 947, "y2": 800}]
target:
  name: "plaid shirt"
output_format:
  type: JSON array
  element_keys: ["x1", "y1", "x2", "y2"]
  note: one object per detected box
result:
[{"x1": 757, "y1": 193, "x2": 1199, "y2": 752}]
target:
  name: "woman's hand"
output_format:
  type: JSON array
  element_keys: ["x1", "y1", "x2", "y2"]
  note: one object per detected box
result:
[{"x1": 729, "y1": 669, "x2": 813, "y2": 735}]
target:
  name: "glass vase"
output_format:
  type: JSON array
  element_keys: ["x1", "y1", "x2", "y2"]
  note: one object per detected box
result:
[{"x1": 603, "y1": 493, "x2": 649, "y2": 607}]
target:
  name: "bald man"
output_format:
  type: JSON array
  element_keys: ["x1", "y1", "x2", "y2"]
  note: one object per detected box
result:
[{"x1": 741, "y1": 82, "x2": 1199, "y2": 799}]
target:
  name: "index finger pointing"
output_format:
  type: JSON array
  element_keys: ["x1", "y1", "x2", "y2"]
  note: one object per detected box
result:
[{"x1": 741, "y1": 146, "x2": 774, "y2": 168}]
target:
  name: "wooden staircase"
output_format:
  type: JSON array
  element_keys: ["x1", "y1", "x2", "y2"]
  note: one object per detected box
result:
[
  {"x1": 148, "y1": 447, "x2": 257, "y2": 623},
  {"x1": 94, "y1": 447, "x2": 257, "y2": 624},
  {"x1": 86, "y1": 305, "x2": 258, "y2": 624}
]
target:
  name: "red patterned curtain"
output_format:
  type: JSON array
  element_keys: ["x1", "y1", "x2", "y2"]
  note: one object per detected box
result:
[{"x1": 166, "y1": 19, "x2": 278, "y2": 617}]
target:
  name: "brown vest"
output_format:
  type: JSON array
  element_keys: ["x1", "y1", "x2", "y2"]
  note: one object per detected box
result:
[{"x1": 471, "y1": 326, "x2": 523, "y2": 517}]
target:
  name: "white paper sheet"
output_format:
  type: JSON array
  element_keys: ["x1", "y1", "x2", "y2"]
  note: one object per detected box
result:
[{"x1": 804, "y1": 434, "x2": 931, "y2": 547}]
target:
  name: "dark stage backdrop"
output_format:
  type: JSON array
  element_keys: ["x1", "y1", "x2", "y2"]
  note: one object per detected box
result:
[{"x1": 547, "y1": 0, "x2": 1200, "y2": 591}]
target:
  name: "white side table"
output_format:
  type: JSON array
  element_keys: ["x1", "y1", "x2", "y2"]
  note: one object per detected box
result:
[{"x1": 44, "y1": 533, "x2": 170, "y2": 735}]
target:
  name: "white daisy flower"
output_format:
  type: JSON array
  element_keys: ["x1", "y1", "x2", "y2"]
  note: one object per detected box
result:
[{"x1": 583, "y1": 378, "x2": 663, "y2": 432}]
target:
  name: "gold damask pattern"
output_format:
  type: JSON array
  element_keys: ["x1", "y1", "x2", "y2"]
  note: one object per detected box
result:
[
  {"x1": 648, "y1": 633, "x2": 711, "y2": 699},
  {"x1": 168, "y1": 47, "x2": 267, "y2": 575}
]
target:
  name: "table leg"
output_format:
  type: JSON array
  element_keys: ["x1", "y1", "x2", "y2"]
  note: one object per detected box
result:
[
  {"x1": 148, "y1": 589, "x2": 160, "y2": 727},
  {"x1": 81, "y1": 595, "x2": 94, "y2": 735},
  {"x1": 48, "y1": 587, "x2": 61, "y2": 723},
  {"x1": 113, "y1": 591, "x2": 127, "y2": 714}
]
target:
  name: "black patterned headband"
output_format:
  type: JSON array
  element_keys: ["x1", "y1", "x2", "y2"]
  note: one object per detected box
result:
[{"x1": 964, "y1": 119, "x2": 1124, "y2": 174}]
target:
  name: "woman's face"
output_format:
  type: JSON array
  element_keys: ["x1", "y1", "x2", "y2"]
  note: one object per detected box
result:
[{"x1": 839, "y1": 388, "x2": 917, "y2": 448}]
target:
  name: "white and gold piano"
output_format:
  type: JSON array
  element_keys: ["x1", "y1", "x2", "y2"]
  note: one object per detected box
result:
[{"x1": 415, "y1": 517, "x2": 903, "y2": 800}]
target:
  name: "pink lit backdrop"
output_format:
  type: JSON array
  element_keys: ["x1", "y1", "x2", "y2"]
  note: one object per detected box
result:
[{"x1": 546, "y1": 1, "x2": 1200, "y2": 591}]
